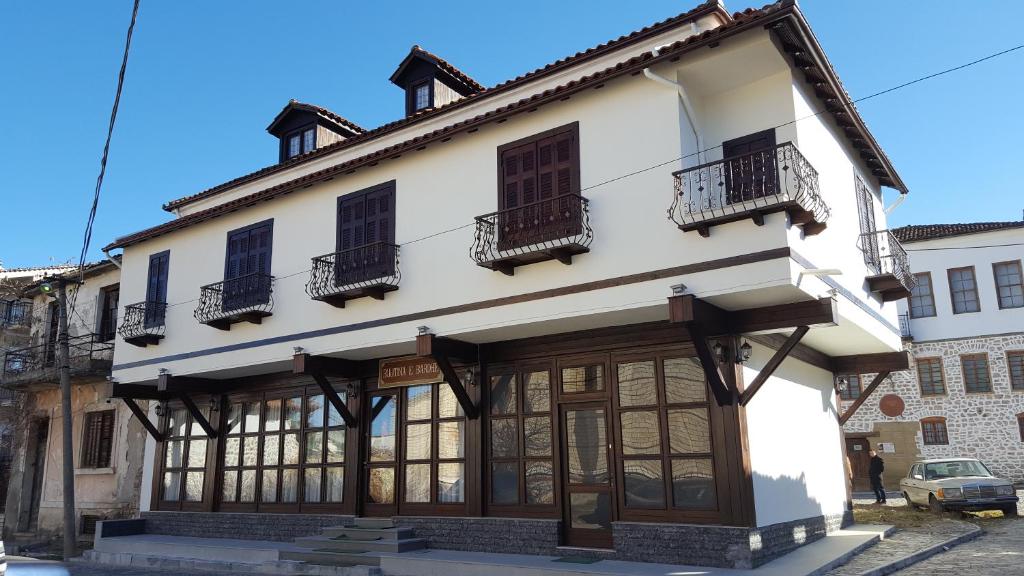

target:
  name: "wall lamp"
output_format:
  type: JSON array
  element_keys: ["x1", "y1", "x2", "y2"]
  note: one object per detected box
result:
[
  {"x1": 834, "y1": 375, "x2": 849, "y2": 394},
  {"x1": 712, "y1": 340, "x2": 752, "y2": 364}
]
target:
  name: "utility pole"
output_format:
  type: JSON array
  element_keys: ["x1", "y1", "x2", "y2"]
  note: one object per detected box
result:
[{"x1": 54, "y1": 277, "x2": 77, "y2": 561}]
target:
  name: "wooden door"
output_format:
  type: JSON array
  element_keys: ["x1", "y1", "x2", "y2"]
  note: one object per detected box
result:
[
  {"x1": 145, "y1": 251, "x2": 169, "y2": 327},
  {"x1": 846, "y1": 437, "x2": 872, "y2": 492},
  {"x1": 722, "y1": 129, "x2": 777, "y2": 203},
  {"x1": 560, "y1": 402, "x2": 614, "y2": 548},
  {"x1": 364, "y1": 392, "x2": 399, "y2": 517}
]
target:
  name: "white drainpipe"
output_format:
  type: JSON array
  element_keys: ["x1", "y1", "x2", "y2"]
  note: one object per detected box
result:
[
  {"x1": 642, "y1": 36, "x2": 704, "y2": 163},
  {"x1": 103, "y1": 249, "x2": 122, "y2": 269},
  {"x1": 884, "y1": 193, "x2": 907, "y2": 215}
]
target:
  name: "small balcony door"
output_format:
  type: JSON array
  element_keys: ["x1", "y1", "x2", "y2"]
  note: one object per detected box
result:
[
  {"x1": 560, "y1": 402, "x2": 614, "y2": 548},
  {"x1": 723, "y1": 129, "x2": 777, "y2": 203}
]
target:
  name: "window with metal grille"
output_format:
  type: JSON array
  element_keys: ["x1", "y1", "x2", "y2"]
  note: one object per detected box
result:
[
  {"x1": 909, "y1": 272, "x2": 936, "y2": 318},
  {"x1": 839, "y1": 374, "x2": 862, "y2": 400},
  {"x1": 1008, "y1": 351, "x2": 1024, "y2": 391},
  {"x1": 916, "y1": 358, "x2": 946, "y2": 396},
  {"x1": 80, "y1": 514, "x2": 102, "y2": 535},
  {"x1": 921, "y1": 418, "x2": 948, "y2": 445},
  {"x1": 81, "y1": 410, "x2": 115, "y2": 469},
  {"x1": 948, "y1": 267, "x2": 980, "y2": 314},
  {"x1": 960, "y1": 354, "x2": 992, "y2": 393},
  {"x1": 993, "y1": 260, "x2": 1024, "y2": 309}
]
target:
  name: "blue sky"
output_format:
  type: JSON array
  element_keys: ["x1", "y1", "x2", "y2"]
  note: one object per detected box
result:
[{"x1": 1, "y1": 1, "x2": 1022, "y2": 268}]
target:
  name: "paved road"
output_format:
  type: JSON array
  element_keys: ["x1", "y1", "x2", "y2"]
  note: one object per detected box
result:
[
  {"x1": 892, "y1": 518, "x2": 1024, "y2": 576},
  {"x1": 5, "y1": 558, "x2": 239, "y2": 576}
]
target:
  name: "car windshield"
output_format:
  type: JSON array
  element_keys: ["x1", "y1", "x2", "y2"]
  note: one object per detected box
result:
[{"x1": 923, "y1": 460, "x2": 993, "y2": 480}]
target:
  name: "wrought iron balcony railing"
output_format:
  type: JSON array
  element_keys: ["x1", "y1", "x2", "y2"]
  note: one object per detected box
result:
[
  {"x1": 118, "y1": 301, "x2": 167, "y2": 347},
  {"x1": 898, "y1": 312, "x2": 912, "y2": 340},
  {"x1": 195, "y1": 273, "x2": 274, "y2": 330},
  {"x1": 0, "y1": 300, "x2": 32, "y2": 328},
  {"x1": 670, "y1": 142, "x2": 830, "y2": 237},
  {"x1": 858, "y1": 229, "x2": 915, "y2": 301},
  {"x1": 2, "y1": 333, "x2": 114, "y2": 386},
  {"x1": 471, "y1": 194, "x2": 592, "y2": 276},
  {"x1": 306, "y1": 242, "x2": 401, "y2": 308}
]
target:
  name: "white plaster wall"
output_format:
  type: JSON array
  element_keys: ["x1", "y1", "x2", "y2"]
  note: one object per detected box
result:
[{"x1": 744, "y1": 341, "x2": 848, "y2": 526}]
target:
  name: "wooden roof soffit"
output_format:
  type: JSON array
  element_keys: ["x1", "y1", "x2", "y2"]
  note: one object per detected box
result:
[
  {"x1": 415, "y1": 333, "x2": 479, "y2": 419},
  {"x1": 292, "y1": 353, "x2": 360, "y2": 428}
]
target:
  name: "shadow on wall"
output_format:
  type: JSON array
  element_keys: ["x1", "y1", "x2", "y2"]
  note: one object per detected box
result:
[{"x1": 748, "y1": 470, "x2": 846, "y2": 567}]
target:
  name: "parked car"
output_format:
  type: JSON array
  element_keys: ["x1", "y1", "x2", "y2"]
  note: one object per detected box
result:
[{"x1": 900, "y1": 458, "x2": 1019, "y2": 515}]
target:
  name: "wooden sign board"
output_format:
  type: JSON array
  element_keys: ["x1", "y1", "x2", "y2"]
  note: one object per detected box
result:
[{"x1": 379, "y1": 356, "x2": 443, "y2": 388}]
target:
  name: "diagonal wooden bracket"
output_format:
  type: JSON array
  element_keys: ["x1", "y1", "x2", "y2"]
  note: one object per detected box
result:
[
  {"x1": 739, "y1": 326, "x2": 809, "y2": 406},
  {"x1": 686, "y1": 322, "x2": 735, "y2": 406},
  {"x1": 121, "y1": 397, "x2": 165, "y2": 442},
  {"x1": 310, "y1": 373, "x2": 357, "y2": 428},
  {"x1": 416, "y1": 333, "x2": 479, "y2": 419},
  {"x1": 839, "y1": 371, "x2": 890, "y2": 425},
  {"x1": 371, "y1": 396, "x2": 392, "y2": 421},
  {"x1": 179, "y1": 394, "x2": 217, "y2": 438}
]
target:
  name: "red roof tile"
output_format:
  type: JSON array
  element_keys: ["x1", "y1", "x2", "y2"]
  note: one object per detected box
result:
[
  {"x1": 892, "y1": 221, "x2": 1024, "y2": 243},
  {"x1": 265, "y1": 100, "x2": 365, "y2": 136},
  {"x1": 391, "y1": 45, "x2": 485, "y2": 93}
]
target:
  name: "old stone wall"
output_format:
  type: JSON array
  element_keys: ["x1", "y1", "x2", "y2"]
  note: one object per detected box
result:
[{"x1": 843, "y1": 332, "x2": 1024, "y2": 483}]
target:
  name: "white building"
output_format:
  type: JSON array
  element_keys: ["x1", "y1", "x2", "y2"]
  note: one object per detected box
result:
[
  {"x1": 95, "y1": 1, "x2": 912, "y2": 568},
  {"x1": 842, "y1": 221, "x2": 1024, "y2": 489}
]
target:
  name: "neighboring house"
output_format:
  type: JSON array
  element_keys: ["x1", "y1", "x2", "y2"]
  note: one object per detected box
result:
[
  {"x1": 1, "y1": 260, "x2": 148, "y2": 543},
  {"x1": 99, "y1": 1, "x2": 912, "y2": 569},
  {"x1": 841, "y1": 221, "x2": 1024, "y2": 490}
]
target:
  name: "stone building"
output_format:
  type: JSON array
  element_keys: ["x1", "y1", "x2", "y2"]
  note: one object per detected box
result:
[{"x1": 841, "y1": 221, "x2": 1024, "y2": 489}]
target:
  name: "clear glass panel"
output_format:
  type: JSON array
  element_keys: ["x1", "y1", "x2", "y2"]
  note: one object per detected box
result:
[
  {"x1": 165, "y1": 440, "x2": 184, "y2": 468},
  {"x1": 664, "y1": 358, "x2": 707, "y2": 404},
  {"x1": 672, "y1": 458, "x2": 716, "y2": 509},
  {"x1": 284, "y1": 397, "x2": 302, "y2": 430},
  {"x1": 438, "y1": 384, "x2": 463, "y2": 418},
  {"x1": 305, "y1": 431, "x2": 324, "y2": 464},
  {"x1": 307, "y1": 394, "x2": 325, "y2": 428},
  {"x1": 624, "y1": 459, "x2": 665, "y2": 508},
  {"x1": 244, "y1": 402, "x2": 261, "y2": 433},
  {"x1": 523, "y1": 416, "x2": 552, "y2": 457},
  {"x1": 617, "y1": 361, "x2": 658, "y2": 407},
  {"x1": 224, "y1": 437, "x2": 240, "y2": 467},
  {"x1": 304, "y1": 468, "x2": 322, "y2": 503},
  {"x1": 281, "y1": 469, "x2": 298, "y2": 503},
  {"x1": 523, "y1": 371, "x2": 550, "y2": 414},
  {"x1": 227, "y1": 403, "x2": 243, "y2": 435},
  {"x1": 184, "y1": 471, "x2": 204, "y2": 502},
  {"x1": 162, "y1": 471, "x2": 181, "y2": 501},
  {"x1": 437, "y1": 421, "x2": 464, "y2": 459},
  {"x1": 283, "y1": 433, "x2": 300, "y2": 465},
  {"x1": 491, "y1": 462, "x2": 518, "y2": 504},
  {"x1": 239, "y1": 470, "x2": 256, "y2": 502},
  {"x1": 168, "y1": 408, "x2": 187, "y2": 437},
  {"x1": 490, "y1": 374, "x2": 517, "y2": 415},
  {"x1": 303, "y1": 128, "x2": 315, "y2": 153},
  {"x1": 221, "y1": 470, "x2": 237, "y2": 502},
  {"x1": 262, "y1": 435, "x2": 280, "y2": 466},
  {"x1": 620, "y1": 411, "x2": 661, "y2": 455},
  {"x1": 525, "y1": 461, "x2": 554, "y2": 504},
  {"x1": 187, "y1": 439, "x2": 208, "y2": 468},
  {"x1": 407, "y1": 385, "x2": 433, "y2": 421},
  {"x1": 264, "y1": 399, "x2": 281, "y2": 432},
  {"x1": 368, "y1": 467, "x2": 395, "y2": 504},
  {"x1": 437, "y1": 462, "x2": 464, "y2": 503},
  {"x1": 288, "y1": 134, "x2": 301, "y2": 157},
  {"x1": 191, "y1": 408, "x2": 210, "y2": 436},
  {"x1": 405, "y1": 423, "x2": 431, "y2": 460},
  {"x1": 325, "y1": 467, "x2": 344, "y2": 502},
  {"x1": 262, "y1": 470, "x2": 278, "y2": 502},
  {"x1": 370, "y1": 397, "x2": 396, "y2": 462},
  {"x1": 566, "y1": 408, "x2": 608, "y2": 484},
  {"x1": 490, "y1": 418, "x2": 518, "y2": 458},
  {"x1": 667, "y1": 408, "x2": 711, "y2": 454},
  {"x1": 562, "y1": 366, "x2": 604, "y2": 393},
  {"x1": 570, "y1": 492, "x2": 611, "y2": 529},
  {"x1": 242, "y1": 436, "x2": 258, "y2": 466},
  {"x1": 405, "y1": 463, "x2": 431, "y2": 503},
  {"x1": 327, "y1": 390, "x2": 348, "y2": 427},
  {"x1": 326, "y1": 430, "x2": 346, "y2": 463}
]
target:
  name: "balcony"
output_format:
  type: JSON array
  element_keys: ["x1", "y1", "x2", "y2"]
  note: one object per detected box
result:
[
  {"x1": 859, "y1": 230, "x2": 914, "y2": 302},
  {"x1": 306, "y1": 242, "x2": 401, "y2": 308},
  {"x1": 195, "y1": 273, "x2": 274, "y2": 330},
  {"x1": 118, "y1": 301, "x2": 167, "y2": 347},
  {"x1": 1, "y1": 333, "x2": 113, "y2": 389},
  {"x1": 670, "y1": 142, "x2": 830, "y2": 237},
  {"x1": 0, "y1": 300, "x2": 32, "y2": 329},
  {"x1": 898, "y1": 312, "x2": 912, "y2": 341},
  {"x1": 471, "y1": 194, "x2": 592, "y2": 276}
]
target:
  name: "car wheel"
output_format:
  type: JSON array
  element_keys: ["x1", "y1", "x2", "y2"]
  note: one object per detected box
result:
[
  {"x1": 903, "y1": 492, "x2": 915, "y2": 510},
  {"x1": 1002, "y1": 505, "x2": 1018, "y2": 518},
  {"x1": 929, "y1": 494, "x2": 944, "y2": 514}
]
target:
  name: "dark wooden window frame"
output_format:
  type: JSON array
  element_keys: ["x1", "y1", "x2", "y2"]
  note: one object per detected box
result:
[
  {"x1": 397, "y1": 382, "x2": 469, "y2": 515},
  {"x1": 335, "y1": 181, "x2": 397, "y2": 250},
  {"x1": 156, "y1": 400, "x2": 214, "y2": 512},
  {"x1": 721, "y1": 129, "x2": 778, "y2": 204},
  {"x1": 145, "y1": 250, "x2": 170, "y2": 328},
  {"x1": 80, "y1": 409, "x2": 116, "y2": 469},
  {"x1": 916, "y1": 357, "x2": 947, "y2": 396},
  {"x1": 992, "y1": 259, "x2": 1024, "y2": 310},
  {"x1": 98, "y1": 284, "x2": 120, "y2": 342},
  {"x1": 947, "y1": 266, "x2": 980, "y2": 314},
  {"x1": 1018, "y1": 413, "x2": 1024, "y2": 442},
  {"x1": 408, "y1": 79, "x2": 433, "y2": 114},
  {"x1": 960, "y1": 353, "x2": 992, "y2": 394},
  {"x1": 909, "y1": 272, "x2": 937, "y2": 319},
  {"x1": 1006, "y1": 351, "x2": 1024, "y2": 392},
  {"x1": 839, "y1": 374, "x2": 863, "y2": 401},
  {"x1": 496, "y1": 122, "x2": 581, "y2": 211},
  {"x1": 281, "y1": 124, "x2": 316, "y2": 161},
  {"x1": 920, "y1": 417, "x2": 948, "y2": 446}
]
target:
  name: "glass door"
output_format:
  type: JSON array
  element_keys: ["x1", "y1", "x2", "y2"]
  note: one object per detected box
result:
[
  {"x1": 560, "y1": 402, "x2": 613, "y2": 548},
  {"x1": 364, "y1": 392, "x2": 398, "y2": 516}
]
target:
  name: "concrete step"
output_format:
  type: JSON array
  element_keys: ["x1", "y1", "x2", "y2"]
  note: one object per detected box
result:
[
  {"x1": 321, "y1": 526, "x2": 416, "y2": 540},
  {"x1": 351, "y1": 517, "x2": 395, "y2": 529},
  {"x1": 294, "y1": 535, "x2": 426, "y2": 553},
  {"x1": 281, "y1": 549, "x2": 382, "y2": 567}
]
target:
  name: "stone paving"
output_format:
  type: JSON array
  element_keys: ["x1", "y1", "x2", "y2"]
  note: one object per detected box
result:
[
  {"x1": 825, "y1": 519, "x2": 975, "y2": 576},
  {"x1": 892, "y1": 518, "x2": 1024, "y2": 576}
]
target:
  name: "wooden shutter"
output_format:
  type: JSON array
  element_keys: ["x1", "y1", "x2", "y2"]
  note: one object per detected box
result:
[
  {"x1": 722, "y1": 130, "x2": 776, "y2": 203},
  {"x1": 145, "y1": 252, "x2": 170, "y2": 327},
  {"x1": 855, "y1": 178, "x2": 879, "y2": 271},
  {"x1": 336, "y1": 183, "x2": 396, "y2": 284},
  {"x1": 82, "y1": 410, "x2": 115, "y2": 469},
  {"x1": 224, "y1": 222, "x2": 273, "y2": 310}
]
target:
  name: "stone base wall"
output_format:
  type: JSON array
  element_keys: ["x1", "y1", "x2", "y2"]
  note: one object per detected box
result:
[
  {"x1": 395, "y1": 517, "x2": 561, "y2": 556},
  {"x1": 139, "y1": 511, "x2": 354, "y2": 542}
]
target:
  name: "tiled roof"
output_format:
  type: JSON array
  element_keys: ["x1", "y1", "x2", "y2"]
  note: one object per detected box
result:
[
  {"x1": 394, "y1": 45, "x2": 485, "y2": 93},
  {"x1": 892, "y1": 221, "x2": 1024, "y2": 243},
  {"x1": 266, "y1": 100, "x2": 365, "y2": 136}
]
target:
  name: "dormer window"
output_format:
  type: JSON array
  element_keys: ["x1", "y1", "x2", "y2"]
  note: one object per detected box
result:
[
  {"x1": 286, "y1": 127, "x2": 316, "y2": 160},
  {"x1": 390, "y1": 46, "x2": 483, "y2": 118},
  {"x1": 267, "y1": 101, "x2": 364, "y2": 164},
  {"x1": 413, "y1": 82, "x2": 431, "y2": 112}
]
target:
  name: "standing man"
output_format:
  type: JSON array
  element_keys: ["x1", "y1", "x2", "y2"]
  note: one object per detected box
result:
[{"x1": 869, "y1": 448, "x2": 886, "y2": 504}]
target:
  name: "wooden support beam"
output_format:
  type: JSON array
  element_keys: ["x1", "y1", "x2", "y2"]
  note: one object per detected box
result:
[
  {"x1": 739, "y1": 326, "x2": 809, "y2": 406},
  {"x1": 431, "y1": 353, "x2": 480, "y2": 420},
  {"x1": 746, "y1": 333, "x2": 832, "y2": 373},
  {"x1": 179, "y1": 394, "x2": 217, "y2": 438},
  {"x1": 310, "y1": 373, "x2": 357, "y2": 428},
  {"x1": 110, "y1": 383, "x2": 167, "y2": 401},
  {"x1": 668, "y1": 294, "x2": 730, "y2": 331},
  {"x1": 832, "y1": 351, "x2": 910, "y2": 374},
  {"x1": 839, "y1": 371, "x2": 890, "y2": 425},
  {"x1": 157, "y1": 373, "x2": 225, "y2": 394},
  {"x1": 292, "y1": 353, "x2": 361, "y2": 378},
  {"x1": 668, "y1": 294, "x2": 836, "y2": 336},
  {"x1": 122, "y1": 397, "x2": 164, "y2": 442},
  {"x1": 416, "y1": 334, "x2": 478, "y2": 362},
  {"x1": 686, "y1": 322, "x2": 734, "y2": 406}
]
